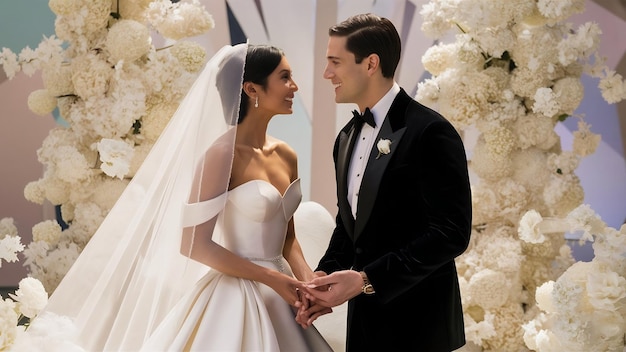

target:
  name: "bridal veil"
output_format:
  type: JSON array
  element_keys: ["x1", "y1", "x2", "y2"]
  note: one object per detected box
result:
[{"x1": 28, "y1": 43, "x2": 247, "y2": 351}]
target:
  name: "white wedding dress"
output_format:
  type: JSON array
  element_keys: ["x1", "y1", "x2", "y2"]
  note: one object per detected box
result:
[{"x1": 140, "y1": 178, "x2": 333, "y2": 351}]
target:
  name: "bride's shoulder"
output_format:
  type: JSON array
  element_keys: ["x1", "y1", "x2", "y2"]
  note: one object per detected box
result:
[
  {"x1": 268, "y1": 135, "x2": 295, "y2": 154},
  {"x1": 202, "y1": 132, "x2": 236, "y2": 165}
]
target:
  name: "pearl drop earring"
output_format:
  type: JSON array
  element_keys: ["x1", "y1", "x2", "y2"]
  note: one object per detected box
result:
[{"x1": 255, "y1": 96, "x2": 258, "y2": 108}]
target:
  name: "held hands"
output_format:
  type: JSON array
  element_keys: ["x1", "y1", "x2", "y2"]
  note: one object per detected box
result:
[
  {"x1": 295, "y1": 270, "x2": 363, "y2": 327},
  {"x1": 295, "y1": 288, "x2": 333, "y2": 328},
  {"x1": 268, "y1": 271, "x2": 309, "y2": 308},
  {"x1": 304, "y1": 270, "x2": 363, "y2": 306}
]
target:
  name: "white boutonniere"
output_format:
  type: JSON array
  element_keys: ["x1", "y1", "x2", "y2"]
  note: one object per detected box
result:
[{"x1": 376, "y1": 138, "x2": 392, "y2": 159}]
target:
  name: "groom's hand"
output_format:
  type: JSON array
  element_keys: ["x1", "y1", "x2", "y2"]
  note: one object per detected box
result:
[{"x1": 303, "y1": 270, "x2": 363, "y2": 307}]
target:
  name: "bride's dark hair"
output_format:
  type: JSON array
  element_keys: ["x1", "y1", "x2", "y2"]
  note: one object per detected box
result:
[
  {"x1": 216, "y1": 44, "x2": 284, "y2": 125},
  {"x1": 238, "y1": 45, "x2": 284, "y2": 123}
]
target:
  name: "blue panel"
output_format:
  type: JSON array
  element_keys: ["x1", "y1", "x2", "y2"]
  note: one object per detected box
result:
[
  {"x1": 565, "y1": 74, "x2": 624, "y2": 158},
  {"x1": 0, "y1": 3, "x2": 55, "y2": 53}
]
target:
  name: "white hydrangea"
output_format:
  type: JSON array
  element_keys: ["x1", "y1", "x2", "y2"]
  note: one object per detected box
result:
[
  {"x1": 468, "y1": 269, "x2": 510, "y2": 309},
  {"x1": 9, "y1": 277, "x2": 48, "y2": 319},
  {"x1": 463, "y1": 311, "x2": 497, "y2": 346},
  {"x1": 593, "y1": 226, "x2": 626, "y2": 277},
  {"x1": 146, "y1": 0, "x2": 215, "y2": 40},
  {"x1": 419, "y1": 1, "x2": 456, "y2": 38},
  {"x1": 70, "y1": 53, "x2": 112, "y2": 100},
  {"x1": 510, "y1": 148, "x2": 552, "y2": 194},
  {"x1": 42, "y1": 64, "x2": 73, "y2": 97},
  {"x1": 32, "y1": 220, "x2": 63, "y2": 245},
  {"x1": 532, "y1": 87, "x2": 561, "y2": 118},
  {"x1": 106, "y1": 20, "x2": 152, "y2": 64},
  {"x1": 557, "y1": 22, "x2": 601, "y2": 67},
  {"x1": 543, "y1": 173, "x2": 585, "y2": 217},
  {"x1": 48, "y1": 0, "x2": 83, "y2": 15},
  {"x1": 27, "y1": 89, "x2": 58, "y2": 116},
  {"x1": 0, "y1": 298, "x2": 19, "y2": 350},
  {"x1": 171, "y1": 41, "x2": 207, "y2": 73},
  {"x1": 23, "y1": 180, "x2": 46, "y2": 205},
  {"x1": 0, "y1": 218, "x2": 18, "y2": 238},
  {"x1": 586, "y1": 269, "x2": 626, "y2": 310},
  {"x1": 422, "y1": 42, "x2": 457, "y2": 76},
  {"x1": 414, "y1": 78, "x2": 440, "y2": 110},
  {"x1": 518, "y1": 210, "x2": 546, "y2": 244},
  {"x1": 534, "y1": 280, "x2": 555, "y2": 313},
  {"x1": 53, "y1": 145, "x2": 93, "y2": 184},
  {"x1": 537, "y1": 0, "x2": 585, "y2": 22},
  {"x1": 598, "y1": 69, "x2": 626, "y2": 104},
  {"x1": 565, "y1": 204, "x2": 606, "y2": 238},
  {"x1": 0, "y1": 47, "x2": 20, "y2": 79},
  {"x1": 552, "y1": 76, "x2": 584, "y2": 115},
  {"x1": 10, "y1": 312, "x2": 82, "y2": 352},
  {"x1": 96, "y1": 138, "x2": 135, "y2": 179},
  {"x1": 572, "y1": 120, "x2": 601, "y2": 157},
  {"x1": 522, "y1": 314, "x2": 563, "y2": 352},
  {"x1": 0, "y1": 236, "x2": 24, "y2": 267},
  {"x1": 17, "y1": 46, "x2": 39, "y2": 77},
  {"x1": 547, "y1": 151, "x2": 580, "y2": 175}
]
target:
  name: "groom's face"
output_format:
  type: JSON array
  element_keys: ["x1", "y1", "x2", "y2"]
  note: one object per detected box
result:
[{"x1": 323, "y1": 36, "x2": 369, "y2": 106}]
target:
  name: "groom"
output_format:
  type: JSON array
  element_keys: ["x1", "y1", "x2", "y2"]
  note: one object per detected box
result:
[{"x1": 298, "y1": 13, "x2": 472, "y2": 352}]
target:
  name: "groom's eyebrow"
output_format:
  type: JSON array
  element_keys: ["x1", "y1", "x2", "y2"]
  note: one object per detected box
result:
[{"x1": 327, "y1": 55, "x2": 344, "y2": 63}]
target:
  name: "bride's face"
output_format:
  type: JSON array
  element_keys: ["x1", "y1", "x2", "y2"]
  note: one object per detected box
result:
[{"x1": 258, "y1": 57, "x2": 299, "y2": 115}]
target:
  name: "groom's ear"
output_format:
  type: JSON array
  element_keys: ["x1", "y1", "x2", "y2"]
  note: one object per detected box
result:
[{"x1": 366, "y1": 54, "x2": 380, "y2": 76}]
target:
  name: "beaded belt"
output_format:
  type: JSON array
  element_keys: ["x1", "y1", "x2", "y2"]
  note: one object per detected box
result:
[{"x1": 246, "y1": 254, "x2": 285, "y2": 273}]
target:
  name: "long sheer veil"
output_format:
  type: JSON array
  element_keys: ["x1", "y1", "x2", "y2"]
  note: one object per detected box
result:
[{"x1": 29, "y1": 43, "x2": 247, "y2": 351}]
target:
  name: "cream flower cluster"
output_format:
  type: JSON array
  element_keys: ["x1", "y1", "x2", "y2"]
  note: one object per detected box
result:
[
  {"x1": 518, "y1": 205, "x2": 626, "y2": 351},
  {"x1": 0, "y1": 218, "x2": 49, "y2": 349},
  {"x1": 417, "y1": 0, "x2": 625, "y2": 350},
  {"x1": 0, "y1": 0, "x2": 214, "y2": 297},
  {"x1": 0, "y1": 218, "x2": 23, "y2": 268},
  {"x1": 0, "y1": 277, "x2": 49, "y2": 349}
]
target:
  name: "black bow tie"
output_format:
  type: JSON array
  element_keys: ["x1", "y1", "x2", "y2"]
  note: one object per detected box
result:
[{"x1": 352, "y1": 108, "x2": 376, "y2": 127}]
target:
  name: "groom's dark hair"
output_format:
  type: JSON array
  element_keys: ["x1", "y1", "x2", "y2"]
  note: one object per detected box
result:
[{"x1": 329, "y1": 13, "x2": 401, "y2": 79}]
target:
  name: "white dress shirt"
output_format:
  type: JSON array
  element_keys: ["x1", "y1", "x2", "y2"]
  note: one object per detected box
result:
[{"x1": 347, "y1": 82, "x2": 401, "y2": 218}]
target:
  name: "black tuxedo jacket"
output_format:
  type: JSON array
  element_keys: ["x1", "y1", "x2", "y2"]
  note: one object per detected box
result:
[{"x1": 317, "y1": 89, "x2": 472, "y2": 352}]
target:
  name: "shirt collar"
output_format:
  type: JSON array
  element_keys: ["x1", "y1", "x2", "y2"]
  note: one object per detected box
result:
[{"x1": 369, "y1": 82, "x2": 400, "y2": 127}]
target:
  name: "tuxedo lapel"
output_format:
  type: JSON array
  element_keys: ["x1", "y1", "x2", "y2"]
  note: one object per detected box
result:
[
  {"x1": 336, "y1": 120, "x2": 361, "y2": 237},
  {"x1": 353, "y1": 89, "x2": 411, "y2": 241}
]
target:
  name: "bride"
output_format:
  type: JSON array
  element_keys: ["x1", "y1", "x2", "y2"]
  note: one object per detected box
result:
[{"x1": 22, "y1": 43, "x2": 332, "y2": 351}]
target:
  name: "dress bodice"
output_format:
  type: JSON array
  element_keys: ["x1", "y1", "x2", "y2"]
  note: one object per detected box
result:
[{"x1": 218, "y1": 179, "x2": 301, "y2": 260}]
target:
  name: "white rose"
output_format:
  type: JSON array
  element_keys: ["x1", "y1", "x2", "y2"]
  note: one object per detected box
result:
[
  {"x1": 376, "y1": 138, "x2": 392, "y2": 159},
  {"x1": 9, "y1": 277, "x2": 48, "y2": 319}
]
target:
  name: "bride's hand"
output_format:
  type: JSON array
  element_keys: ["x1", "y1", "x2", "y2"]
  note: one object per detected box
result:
[
  {"x1": 266, "y1": 271, "x2": 307, "y2": 307},
  {"x1": 295, "y1": 296, "x2": 332, "y2": 328}
]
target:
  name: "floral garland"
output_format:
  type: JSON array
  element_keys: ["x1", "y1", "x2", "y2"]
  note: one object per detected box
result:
[
  {"x1": 416, "y1": 0, "x2": 625, "y2": 351},
  {"x1": 0, "y1": 0, "x2": 214, "y2": 348}
]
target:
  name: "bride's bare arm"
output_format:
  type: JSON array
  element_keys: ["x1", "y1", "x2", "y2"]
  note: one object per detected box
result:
[{"x1": 283, "y1": 219, "x2": 315, "y2": 282}]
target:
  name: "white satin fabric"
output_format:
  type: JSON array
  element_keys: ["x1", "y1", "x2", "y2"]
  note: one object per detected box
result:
[{"x1": 141, "y1": 179, "x2": 332, "y2": 351}]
